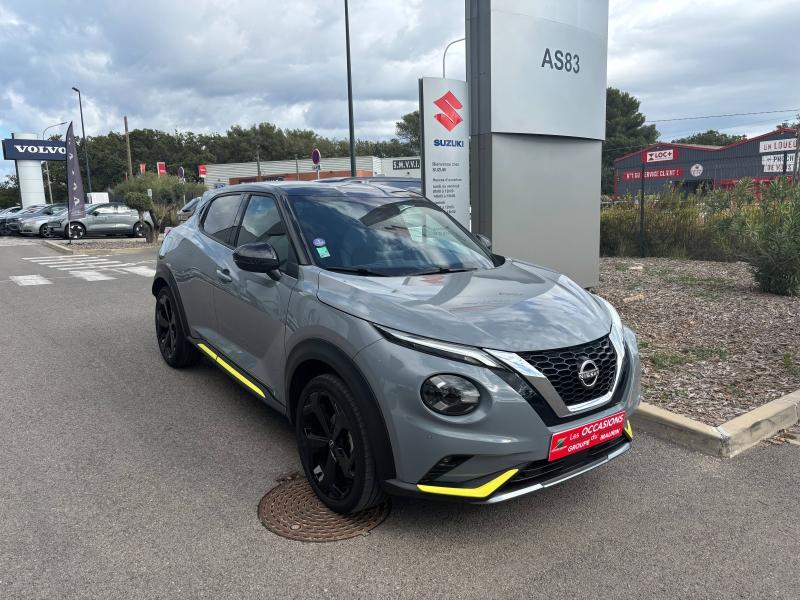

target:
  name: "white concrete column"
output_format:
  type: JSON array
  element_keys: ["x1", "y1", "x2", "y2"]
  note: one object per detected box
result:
[{"x1": 13, "y1": 133, "x2": 47, "y2": 208}]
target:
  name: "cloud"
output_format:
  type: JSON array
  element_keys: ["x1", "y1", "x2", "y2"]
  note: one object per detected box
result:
[{"x1": 1, "y1": 0, "x2": 798, "y2": 180}]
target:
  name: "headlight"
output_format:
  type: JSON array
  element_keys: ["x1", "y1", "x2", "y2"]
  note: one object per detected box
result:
[
  {"x1": 421, "y1": 375, "x2": 481, "y2": 415},
  {"x1": 375, "y1": 325, "x2": 502, "y2": 368}
]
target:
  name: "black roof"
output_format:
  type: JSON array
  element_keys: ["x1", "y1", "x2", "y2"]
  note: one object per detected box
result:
[{"x1": 212, "y1": 181, "x2": 422, "y2": 199}]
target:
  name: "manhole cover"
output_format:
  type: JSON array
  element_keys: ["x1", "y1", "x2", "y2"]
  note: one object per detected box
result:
[{"x1": 258, "y1": 475, "x2": 390, "y2": 542}]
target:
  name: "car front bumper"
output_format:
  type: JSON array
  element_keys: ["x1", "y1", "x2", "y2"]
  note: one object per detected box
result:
[{"x1": 354, "y1": 327, "x2": 641, "y2": 504}]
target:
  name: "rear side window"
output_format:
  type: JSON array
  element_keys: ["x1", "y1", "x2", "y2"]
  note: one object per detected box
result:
[{"x1": 202, "y1": 194, "x2": 242, "y2": 245}]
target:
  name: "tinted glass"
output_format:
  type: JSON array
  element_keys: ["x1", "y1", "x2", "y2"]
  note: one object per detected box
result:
[
  {"x1": 93, "y1": 205, "x2": 116, "y2": 215},
  {"x1": 237, "y1": 195, "x2": 291, "y2": 268},
  {"x1": 203, "y1": 194, "x2": 242, "y2": 244},
  {"x1": 289, "y1": 196, "x2": 494, "y2": 276}
]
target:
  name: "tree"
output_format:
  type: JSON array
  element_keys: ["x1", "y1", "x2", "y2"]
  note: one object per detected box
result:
[
  {"x1": 124, "y1": 191, "x2": 156, "y2": 243},
  {"x1": 395, "y1": 111, "x2": 420, "y2": 154},
  {"x1": 602, "y1": 87, "x2": 659, "y2": 194},
  {"x1": 776, "y1": 118, "x2": 800, "y2": 129},
  {"x1": 0, "y1": 175, "x2": 20, "y2": 208},
  {"x1": 672, "y1": 130, "x2": 745, "y2": 146}
]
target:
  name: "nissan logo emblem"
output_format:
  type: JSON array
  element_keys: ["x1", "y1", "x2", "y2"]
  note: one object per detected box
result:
[{"x1": 578, "y1": 359, "x2": 600, "y2": 388}]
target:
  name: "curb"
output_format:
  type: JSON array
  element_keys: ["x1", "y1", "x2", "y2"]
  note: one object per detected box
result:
[
  {"x1": 631, "y1": 392, "x2": 800, "y2": 458},
  {"x1": 41, "y1": 240, "x2": 74, "y2": 254}
]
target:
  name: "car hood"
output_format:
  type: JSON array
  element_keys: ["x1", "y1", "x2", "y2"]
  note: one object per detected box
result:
[{"x1": 315, "y1": 260, "x2": 611, "y2": 352}]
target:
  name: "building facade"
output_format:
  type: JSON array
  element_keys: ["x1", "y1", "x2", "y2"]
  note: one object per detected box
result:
[{"x1": 613, "y1": 128, "x2": 799, "y2": 197}]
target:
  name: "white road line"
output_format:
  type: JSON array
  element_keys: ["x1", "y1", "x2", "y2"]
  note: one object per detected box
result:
[
  {"x1": 69, "y1": 270, "x2": 116, "y2": 282},
  {"x1": 10, "y1": 275, "x2": 52, "y2": 286},
  {"x1": 23, "y1": 255, "x2": 93, "y2": 261},
  {"x1": 121, "y1": 266, "x2": 156, "y2": 277},
  {"x1": 54, "y1": 261, "x2": 124, "y2": 270}
]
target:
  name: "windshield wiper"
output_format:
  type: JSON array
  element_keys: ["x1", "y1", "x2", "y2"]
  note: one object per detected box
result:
[
  {"x1": 324, "y1": 266, "x2": 392, "y2": 277},
  {"x1": 408, "y1": 266, "x2": 477, "y2": 276}
]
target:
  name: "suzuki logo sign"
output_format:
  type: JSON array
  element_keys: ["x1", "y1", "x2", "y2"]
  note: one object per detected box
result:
[{"x1": 433, "y1": 91, "x2": 464, "y2": 131}]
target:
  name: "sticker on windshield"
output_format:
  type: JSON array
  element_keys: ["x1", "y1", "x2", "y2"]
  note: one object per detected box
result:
[
  {"x1": 312, "y1": 238, "x2": 326, "y2": 247},
  {"x1": 316, "y1": 246, "x2": 331, "y2": 258}
]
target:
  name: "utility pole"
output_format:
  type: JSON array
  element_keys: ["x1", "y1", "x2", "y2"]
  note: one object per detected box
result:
[
  {"x1": 344, "y1": 0, "x2": 356, "y2": 176},
  {"x1": 124, "y1": 116, "x2": 133, "y2": 180},
  {"x1": 793, "y1": 119, "x2": 800, "y2": 184},
  {"x1": 256, "y1": 149, "x2": 262, "y2": 179}
]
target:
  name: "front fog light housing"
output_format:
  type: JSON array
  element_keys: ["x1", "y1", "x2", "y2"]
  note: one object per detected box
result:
[{"x1": 421, "y1": 375, "x2": 481, "y2": 416}]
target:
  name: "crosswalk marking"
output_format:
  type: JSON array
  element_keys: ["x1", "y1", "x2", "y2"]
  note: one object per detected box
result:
[
  {"x1": 69, "y1": 270, "x2": 116, "y2": 282},
  {"x1": 53, "y1": 261, "x2": 126, "y2": 270},
  {"x1": 121, "y1": 266, "x2": 156, "y2": 277},
  {"x1": 23, "y1": 255, "x2": 93, "y2": 262},
  {"x1": 10, "y1": 275, "x2": 52, "y2": 286},
  {"x1": 0, "y1": 238, "x2": 38, "y2": 246}
]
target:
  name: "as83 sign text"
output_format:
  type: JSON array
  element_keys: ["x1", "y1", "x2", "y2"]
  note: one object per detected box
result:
[{"x1": 541, "y1": 48, "x2": 580, "y2": 74}]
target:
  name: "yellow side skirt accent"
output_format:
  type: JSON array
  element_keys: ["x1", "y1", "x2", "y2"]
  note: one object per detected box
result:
[
  {"x1": 624, "y1": 420, "x2": 634, "y2": 440},
  {"x1": 196, "y1": 343, "x2": 266, "y2": 399},
  {"x1": 417, "y1": 468, "x2": 519, "y2": 499}
]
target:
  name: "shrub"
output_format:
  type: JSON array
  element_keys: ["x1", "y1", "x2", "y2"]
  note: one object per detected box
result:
[{"x1": 739, "y1": 179, "x2": 800, "y2": 296}]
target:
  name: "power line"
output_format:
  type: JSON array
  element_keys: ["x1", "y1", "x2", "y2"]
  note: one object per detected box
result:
[{"x1": 646, "y1": 108, "x2": 800, "y2": 124}]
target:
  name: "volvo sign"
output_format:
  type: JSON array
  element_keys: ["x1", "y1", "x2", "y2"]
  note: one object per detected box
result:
[{"x1": 2, "y1": 138, "x2": 66, "y2": 161}]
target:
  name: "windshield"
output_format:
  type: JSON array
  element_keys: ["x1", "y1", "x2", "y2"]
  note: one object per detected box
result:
[{"x1": 289, "y1": 195, "x2": 495, "y2": 276}]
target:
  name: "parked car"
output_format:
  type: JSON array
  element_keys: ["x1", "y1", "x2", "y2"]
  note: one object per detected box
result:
[
  {"x1": 19, "y1": 205, "x2": 68, "y2": 237},
  {"x1": 0, "y1": 205, "x2": 45, "y2": 235},
  {"x1": 177, "y1": 197, "x2": 201, "y2": 223},
  {"x1": 47, "y1": 203, "x2": 154, "y2": 239},
  {"x1": 152, "y1": 182, "x2": 640, "y2": 514},
  {"x1": 318, "y1": 176, "x2": 422, "y2": 194}
]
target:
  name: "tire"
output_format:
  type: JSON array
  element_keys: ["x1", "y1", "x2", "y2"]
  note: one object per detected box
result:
[
  {"x1": 67, "y1": 223, "x2": 85, "y2": 239},
  {"x1": 295, "y1": 374, "x2": 386, "y2": 514},
  {"x1": 133, "y1": 222, "x2": 152, "y2": 238},
  {"x1": 155, "y1": 285, "x2": 199, "y2": 368},
  {"x1": 39, "y1": 224, "x2": 49, "y2": 238}
]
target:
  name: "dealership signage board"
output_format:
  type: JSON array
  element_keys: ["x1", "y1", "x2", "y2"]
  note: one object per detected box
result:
[
  {"x1": 2, "y1": 138, "x2": 66, "y2": 161},
  {"x1": 157, "y1": 161, "x2": 167, "y2": 177},
  {"x1": 643, "y1": 148, "x2": 677, "y2": 163},
  {"x1": 488, "y1": 0, "x2": 608, "y2": 140},
  {"x1": 759, "y1": 138, "x2": 796, "y2": 153},
  {"x1": 762, "y1": 153, "x2": 795, "y2": 173},
  {"x1": 419, "y1": 77, "x2": 470, "y2": 227},
  {"x1": 623, "y1": 168, "x2": 684, "y2": 180}
]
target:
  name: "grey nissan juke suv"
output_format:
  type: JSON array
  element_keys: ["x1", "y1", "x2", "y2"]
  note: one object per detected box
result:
[{"x1": 152, "y1": 182, "x2": 640, "y2": 513}]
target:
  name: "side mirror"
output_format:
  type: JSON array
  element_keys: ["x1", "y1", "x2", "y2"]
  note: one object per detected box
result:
[
  {"x1": 233, "y1": 242, "x2": 281, "y2": 280},
  {"x1": 475, "y1": 233, "x2": 492, "y2": 251}
]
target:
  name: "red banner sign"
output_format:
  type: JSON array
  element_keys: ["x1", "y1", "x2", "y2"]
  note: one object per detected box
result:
[
  {"x1": 548, "y1": 411, "x2": 626, "y2": 462},
  {"x1": 157, "y1": 161, "x2": 167, "y2": 177},
  {"x1": 198, "y1": 164, "x2": 207, "y2": 177},
  {"x1": 623, "y1": 167, "x2": 684, "y2": 181},
  {"x1": 139, "y1": 163, "x2": 146, "y2": 174},
  {"x1": 643, "y1": 148, "x2": 677, "y2": 163}
]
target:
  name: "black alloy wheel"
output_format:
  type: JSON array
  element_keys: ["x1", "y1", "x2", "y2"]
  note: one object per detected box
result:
[
  {"x1": 296, "y1": 374, "x2": 385, "y2": 514},
  {"x1": 68, "y1": 223, "x2": 85, "y2": 239},
  {"x1": 154, "y1": 286, "x2": 199, "y2": 368},
  {"x1": 39, "y1": 224, "x2": 49, "y2": 237}
]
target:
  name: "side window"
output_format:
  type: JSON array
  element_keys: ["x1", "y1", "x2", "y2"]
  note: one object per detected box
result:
[
  {"x1": 237, "y1": 195, "x2": 292, "y2": 269},
  {"x1": 94, "y1": 205, "x2": 115, "y2": 215},
  {"x1": 202, "y1": 194, "x2": 242, "y2": 245}
]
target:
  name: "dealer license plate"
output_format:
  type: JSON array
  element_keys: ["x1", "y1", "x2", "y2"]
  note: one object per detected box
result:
[{"x1": 548, "y1": 411, "x2": 626, "y2": 462}]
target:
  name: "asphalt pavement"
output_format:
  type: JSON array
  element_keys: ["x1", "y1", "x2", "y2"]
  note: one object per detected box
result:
[{"x1": 1, "y1": 240, "x2": 798, "y2": 599}]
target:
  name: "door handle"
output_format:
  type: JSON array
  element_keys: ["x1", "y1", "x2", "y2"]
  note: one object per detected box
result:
[{"x1": 216, "y1": 268, "x2": 232, "y2": 283}]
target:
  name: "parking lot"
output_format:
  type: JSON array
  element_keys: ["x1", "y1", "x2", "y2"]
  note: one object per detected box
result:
[{"x1": 1, "y1": 240, "x2": 798, "y2": 599}]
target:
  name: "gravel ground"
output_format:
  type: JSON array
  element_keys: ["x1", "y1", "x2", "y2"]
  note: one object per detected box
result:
[
  {"x1": 48, "y1": 235, "x2": 163, "y2": 250},
  {"x1": 598, "y1": 257, "x2": 800, "y2": 426}
]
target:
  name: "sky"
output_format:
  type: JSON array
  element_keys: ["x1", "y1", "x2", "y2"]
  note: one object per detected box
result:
[{"x1": 1, "y1": 0, "x2": 799, "y2": 179}]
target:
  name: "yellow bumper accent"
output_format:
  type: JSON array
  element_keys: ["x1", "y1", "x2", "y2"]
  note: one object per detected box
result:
[
  {"x1": 417, "y1": 468, "x2": 519, "y2": 499},
  {"x1": 624, "y1": 420, "x2": 634, "y2": 440},
  {"x1": 197, "y1": 342, "x2": 265, "y2": 399}
]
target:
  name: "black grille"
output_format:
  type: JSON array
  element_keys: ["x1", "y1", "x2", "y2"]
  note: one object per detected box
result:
[{"x1": 519, "y1": 335, "x2": 617, "y2": 405}]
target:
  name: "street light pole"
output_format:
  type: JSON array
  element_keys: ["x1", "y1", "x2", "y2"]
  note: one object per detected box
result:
[
  {"x1": 71, "y1": 86, "x2": 93, "y2": 193},
  {"x1": 41, "y1": 121, "x2": 68, "y2": 204},
  {"x1": 344, "y1": 0, "x2": 356, "y2": 176},
  {"x1": 442, "y1": 37, "x2": 465, "y2": 78}
]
